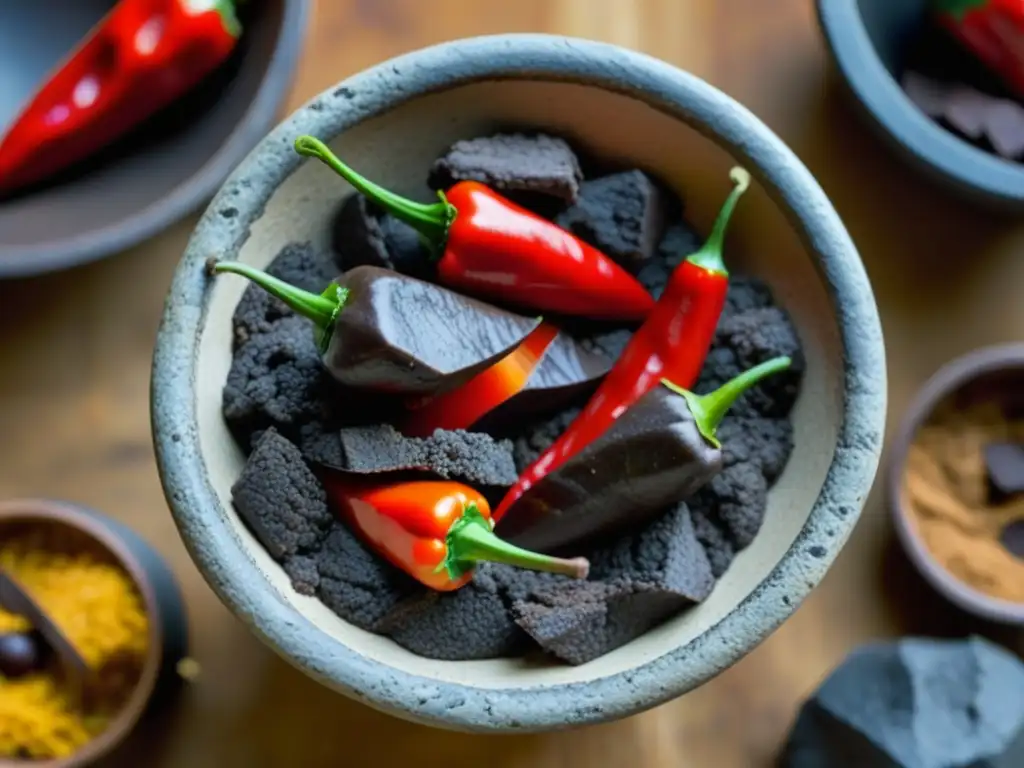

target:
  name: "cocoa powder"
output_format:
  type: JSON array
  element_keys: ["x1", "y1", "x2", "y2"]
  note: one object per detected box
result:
[{"x1": 902, "y1": 401, "x2": 1024, "y2": 603}]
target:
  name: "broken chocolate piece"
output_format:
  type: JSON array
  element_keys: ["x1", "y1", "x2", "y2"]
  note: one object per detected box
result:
[
  {"x1": 498, "y1": 386, "x2": 724, "y2": 553},
  {"x1": 331, "y1": 194, "x2": 431, "y2": 279},
  {"x1": 554, "y1": 170, "x2": 670, "y2": 274},
  {"x1": 984, "y1": 442, "x2": 1024, "y2": 500},
  {"x1": 1000, "y1": 519, "x2": 1024, "y2": 559},
  {"x1": 428, "y1": 133, "x2": 583, "y2": 202}
]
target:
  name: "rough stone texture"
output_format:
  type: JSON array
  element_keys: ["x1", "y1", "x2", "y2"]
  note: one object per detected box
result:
[
  {"x1": 512, "y1": 505, "x2": 714, "y2": 664},
  {"x1": 555, "y1": 170, "x2": 670, "y2": 273},
  {"x1": 230, "y1": 429, "x2": 332, "y2": 562},
  {"x1": 428, "y1": 133, "x2": 583, "y2": 202},
  {"x1": 781, "y1": 636, "x2": 1024, "y2": 768}
]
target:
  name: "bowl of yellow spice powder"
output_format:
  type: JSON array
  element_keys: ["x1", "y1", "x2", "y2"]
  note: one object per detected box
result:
[
  {"x1": 889, "y1": 344, "x2": 1024, "y2": 626},
  {"x1": 0, "y1": 499, "x2": 188, "y2": 766}
]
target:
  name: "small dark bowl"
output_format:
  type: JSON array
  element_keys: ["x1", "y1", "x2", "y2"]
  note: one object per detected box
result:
[
  {"x1": 887, "y1": 345, "x2": 1024, "y2": 626},
  {"x1": 0, "y1": 498, "x2": 189, "y2": 768},
  {"x1": 816, "y1": 0, "x2": 1024, "y2": 210},
  {"x1": 0, "y1": 0, "x2": 308, "y2": 279}
]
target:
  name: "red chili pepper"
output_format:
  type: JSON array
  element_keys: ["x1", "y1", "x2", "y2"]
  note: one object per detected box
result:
[
  {"x1": 292, "y1": 137, "x2": 656, "y2": 323},
  {"x1": 932, "y1": 0, "x2": 1024, "y2": 98},
  {"x1": 494, "y1": 167, "x2": 751, "y2": 522},
  {"x1": 321, "y1": 476, "x2": 590, "y2": 592},
  {"x1": 402, "y1": 322, "x2": 560, "y2": 437},
  {"x1": 0, "y1": 0, "x2": 242, "y2": 195}
]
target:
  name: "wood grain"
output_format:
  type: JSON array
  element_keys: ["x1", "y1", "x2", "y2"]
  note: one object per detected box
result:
[{"x1": 2, "y1": 1, "x2": 1023, "y2": 766}]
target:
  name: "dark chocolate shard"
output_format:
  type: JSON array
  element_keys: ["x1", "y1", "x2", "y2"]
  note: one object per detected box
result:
[
  {"x1": 471, "y1": 331, "x2": 613, "y2": 432},
  {"x1": 554, "y1": 170, "x2": 669, "y2": 274},
  {"x1": 315, "y1": 424, "x2": 519, "y2": 491},
  {"x1": 780, "y1": 636, "x2": 1024, "y2": 768},
  {"x1": 1000, "y1": 519, "x2": 1024, "y2": 560},
  {"x1": 325, "y1": 266, "x2": 543, "y2": 396},
  {"x1": 513, "y1": 505, "x2": 714, "y2": 665},
  {"x1": 498, "y1": 385, "x2": 721, "y2": 553},
  {"x1": 428, "y1": 133, "x2": 583, "y2": 202},
  {"x1": 984, "y1": 442, "x2": 1024, "y2": 500}
]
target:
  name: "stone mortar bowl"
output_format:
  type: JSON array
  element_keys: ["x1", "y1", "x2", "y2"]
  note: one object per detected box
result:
[{"x1": 151, "y1": 34, "x2": 887, "y2": 732}]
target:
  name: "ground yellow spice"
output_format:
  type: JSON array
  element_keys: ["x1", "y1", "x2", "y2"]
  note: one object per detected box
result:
[
  {"x1": 902, "y1": 400, "x2": 1024, "y2": 603},
  {"x1": 0, "y1": 523, "x2": 149, "y2": 760}
]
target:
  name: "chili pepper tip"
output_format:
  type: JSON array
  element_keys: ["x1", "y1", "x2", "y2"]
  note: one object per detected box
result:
[{"x1": 729, "y1": 167, "x2": 751, "y2": 193}]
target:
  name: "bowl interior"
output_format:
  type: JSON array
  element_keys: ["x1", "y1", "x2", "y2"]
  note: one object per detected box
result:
[
  {"x1": 194, "y1": 79, "x2": 844, "y2": 689},
  {"x1": 0, "y1": 500, "x2": 163, "y2": 768},
  {"x1": 855, "y1": 0, "x2": 927, "y2": 75},
  {"x1": 0, "y1": 0, "x2": 290, "y2": 275}
]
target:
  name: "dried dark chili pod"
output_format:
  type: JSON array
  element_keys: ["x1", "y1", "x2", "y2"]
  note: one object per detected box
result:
[
  {"x1": 211, "y1": 261, "x2": 542, "y2": 396},
  {"x1": 497, "y1": 356, "x2": 791, "y2": 552}
]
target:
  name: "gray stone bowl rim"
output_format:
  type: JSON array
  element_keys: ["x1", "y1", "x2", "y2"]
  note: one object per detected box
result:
[
  {"x1": 151, "y1": 33, "x2": 887, "y2": 732},
  {"x1": 887, "y1": 343, "x2": 1024, "y2": 626},
  {"x1": 816, "y1": 0, "x2": 1024, "y2": 208},
  {"x1": 0, "y1": 0, "x2": 309, "y2": 279}
]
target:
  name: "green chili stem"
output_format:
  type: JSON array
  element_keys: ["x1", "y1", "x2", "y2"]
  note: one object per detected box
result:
[
  {"x1": 444, "y1": 506, "x2": 589, "y2": 580},
  {"x1": 687, "y1": 166, "x2": 751, "y2": 276},
  {"x1": 662, "y1": 355, "x2": 791, "y2": 449},
  {"x1": 211, "y1": 261, "x2": 347, "y2": 349},
  {"x1": 293, "y1": 136, "x2": 455, "y2": 248}
]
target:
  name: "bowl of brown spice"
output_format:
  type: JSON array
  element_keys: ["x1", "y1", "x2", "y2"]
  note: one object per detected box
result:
[
  {"x1": 0, "y1": 499, "x2": 189, "y2": 766},
  {"x1": 890, "y1": 344, "x2": 1024, "y2": 625}
]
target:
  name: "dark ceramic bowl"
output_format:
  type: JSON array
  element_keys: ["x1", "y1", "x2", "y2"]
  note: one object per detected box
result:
[
  {"x1": 816, "y1": 0, "x2": 1024, "y2": 210},
  {"x1": 0, "y1": 0, "x2": 308, "y2": 279},
  {"x1": 0, "y1": 498, "x2": 189, "y2": 768},
  {"x1": 888, "y1": 345, "x2": 1024, "y2": 625}
]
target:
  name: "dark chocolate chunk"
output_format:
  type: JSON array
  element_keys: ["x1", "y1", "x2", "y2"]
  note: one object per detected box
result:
[
  {"x1": 984, "y1": 442, "x2": 1024, "y2": 499},
  {"x1": 0, "y1": 632, "x2": 43, "y2": 679},
  {"x1": 781, "y1": 636, "x2": 1024, "y2": 768},
  {"x1": 658, "y1": 220, "x2": 702, "y2": 267},
  {"x1": 499, "y1": 386, "x2": 723, "y2": 553},
  {"x1": 230, "y1": 428, "x2": 333, "y2": 562},
  {"x1": 316, "y1": 521, "x2": 419, "y2": 632},
  {"x1": 717, "y1": 415, "x2": 794, "y2": 483},
  {"x1": 232, "y1": 242, "x2": 337, "y2": 347},
  {"x1": 902, "y1": 70, "x2": 952, "y2": 118},
  {"x1": 222, "y1": 316, "x2": 336, "y2": 449},
  {"x1": 554, "y1": 170, "x2": 669, "y2": 273},
  {"x1": 283, "y1": 555, "x2": 320, "y2": 597},
  {"x1": 723, "y1": 276, "x2": 776, "y2": 316},
  {"x1": 324, "y1": 266, "x2": 542, "y2": 396},
  {"x1": 512, "y1": 406, "x2": 581, "y2": 474},
  {"x1": 706, "y1": 461, "x2": 768, "y2": 549},
  {"x1": 329, "y1": 424, "x2": 518, "y2": 490},
  {"x1": 331, "y1": 194, "x2": 432, "y2": 279},
  {"x1": 689, "y1": 501, "x2": 736, "y2": 578},
  {"x1": 1000, "y1": 519, "x2": 1024, "y2": 560},
  {"x1": 576, "y1": 328, "x2": 632, "y2": 366},
  {"x1": 513, "y1": 506, "x2": 714, "y2": 665},
  {"x1": 428, "y1": 133, "x2": 583, "y2": 202}
]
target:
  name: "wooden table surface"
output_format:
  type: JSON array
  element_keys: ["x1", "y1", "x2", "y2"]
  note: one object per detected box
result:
[{"x1": 3, "y1": 1, "x2": 1024, "y2": 766}]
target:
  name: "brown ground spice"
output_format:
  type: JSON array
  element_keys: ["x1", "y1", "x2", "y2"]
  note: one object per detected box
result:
[{"x1": 902, "y1": 401, "x2": 1024, "y2": 603}]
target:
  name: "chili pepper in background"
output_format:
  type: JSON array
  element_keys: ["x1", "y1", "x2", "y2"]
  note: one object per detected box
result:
[
  {"x1": 498, "y1": 357, "x2": 791, "y2": 552},
  {"x1": 0, "y1": 0, "x2": 242, "y2": 195},
  {"x1": 401, "y1": 321, "x2": 613, "y2": 437},
  {"x1": 210, "y1": 261, "x2": 543, "y2": 396},
  {"x1": 494, "y1": 166, "x2": 751, "y2": 522},
  {"x1": 931, "y1": 0, "x2": 1024, "y2": 99},
  {"x1": 320, "y1": 476, "x2": 590, "y2": 591},
  {"x1": 292, "y1": 136, "x2": 656, "y2": 323}
]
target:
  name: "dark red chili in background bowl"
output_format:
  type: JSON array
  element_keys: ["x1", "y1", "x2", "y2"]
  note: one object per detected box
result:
[{"x1": 0, "y1": 0, "x2": 308, "y2": 278}]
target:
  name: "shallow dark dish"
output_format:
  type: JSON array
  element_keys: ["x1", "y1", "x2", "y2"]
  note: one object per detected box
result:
[
  {"x1": 0, "y1": 0, "x2": 308, "y2": 279},
  {"x1": 152, "y1": 34, "x2": 887, "y2": 731},
  {"x1": 816, "y1": 0, "x2": 1024, "y2": 210},
  {"x1": 888, "y1": 344, "x2": 1024, "y2": 625},
  {"x1": 0, "y1": 498, "x2": 189, "y2": 767}
]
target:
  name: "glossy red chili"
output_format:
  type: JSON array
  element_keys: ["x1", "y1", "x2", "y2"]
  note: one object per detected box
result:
[
  {"x1": 321, "y1": 475, "x2": 589, "y2": 592},
  {"x1": 293, "y1": 136, "x2": 656, "y2": 323},
  {"x1": 0, "y1": 0, "x2": 241, "y2": 195},
  {"x1": 933, "y1": 0, "x2": 1024, "y2": 98},
  {"x1": 494, "y1": 167, "x2": 751, "y2": 522}
]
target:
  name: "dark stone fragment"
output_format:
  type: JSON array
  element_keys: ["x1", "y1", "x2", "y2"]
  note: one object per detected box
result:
[
  {"x1": 230, "y1": 429, "x2": 333, "y2": 562},
  {"x1": 781, "y1": 636, "x2": 1024, "y2": 768},
  {"x1": 554, "y1": 170, "x2": 669, "y2": 273},
  {"x1": 331, "y1": 424, "x2": 518, "y2": 490},
  {"x1": 984, "y1": 442, "x2": 1024, "y2": 501},
  {"x1": 231, "y1": 241, "x2": 338, "y2": 348},
  {"x1": 222, "y1": 316, "x2": 337, "y2": 449},
  {"x1": 0, "y1": 633, "x2": 43, "y2": 679},
  {"x1": 428, "y1": 133, "x2": 583, "y2": 202},
  {"x1": 315, "y1": 521, "x2": 419, "y2": 632},
  {"x1": 512, "y1": 506, "x2": 714, "y2": 665},
  {"x1": 331, "y1": 194, "x2": 432, "y2": 279}
]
